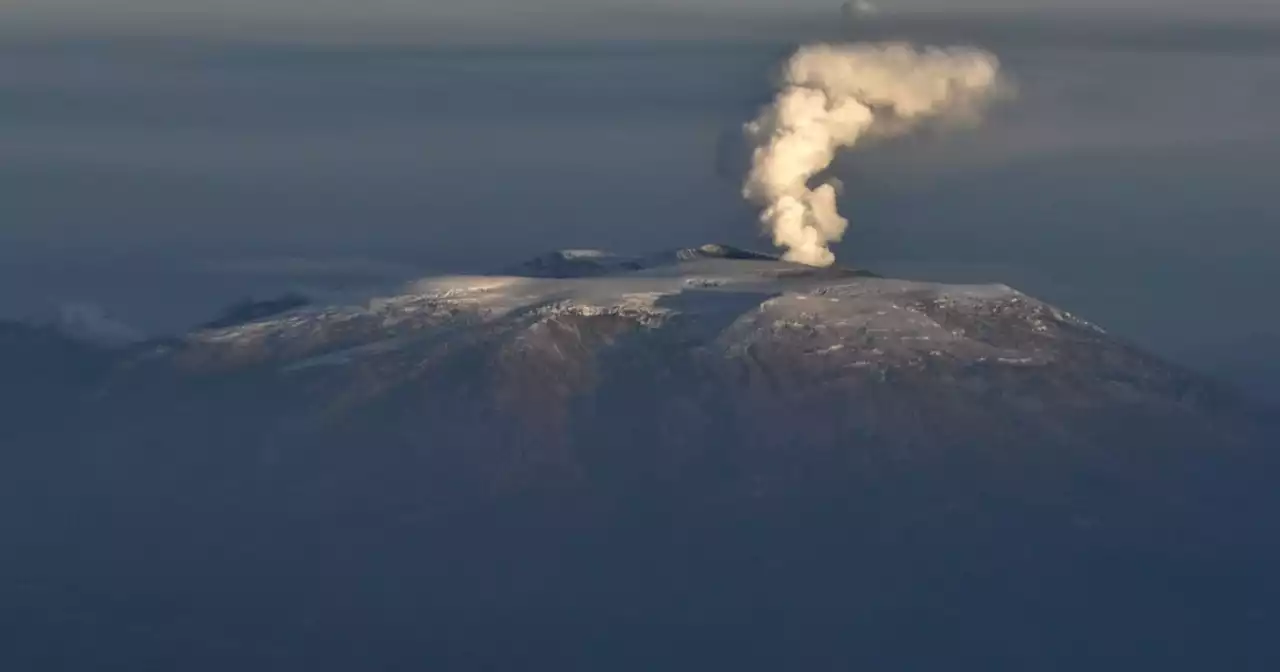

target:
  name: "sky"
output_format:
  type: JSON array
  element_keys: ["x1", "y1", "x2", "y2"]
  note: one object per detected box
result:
[{"x1": 5, "y1": 0, "x2": 1280, "y2": 42}]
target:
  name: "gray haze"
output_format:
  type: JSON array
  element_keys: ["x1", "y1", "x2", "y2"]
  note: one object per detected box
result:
[
  {"x1": 1, "y1": 12, "x2": 1279, "y2": 400},
  {"x1": 6, "y1": 2, "x2": 1280, "y2": 43},
  {"x1": 8, "y1": 0, "x2": 1278, "y2": 20}
]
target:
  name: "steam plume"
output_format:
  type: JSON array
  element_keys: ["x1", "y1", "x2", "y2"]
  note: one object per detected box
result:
[{"x1": 743, "y1": 43, "x2": 1003, "y2": 266}]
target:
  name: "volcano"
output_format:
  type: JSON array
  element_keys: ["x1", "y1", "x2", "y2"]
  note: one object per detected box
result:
[{"x1": 4, "y1": 245, "x2": 1278, "y2": 670}]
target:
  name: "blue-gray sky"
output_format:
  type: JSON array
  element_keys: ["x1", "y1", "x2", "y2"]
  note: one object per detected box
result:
[{"x1": 6, "y1": 0, "x2": 1280, "y2": 42}]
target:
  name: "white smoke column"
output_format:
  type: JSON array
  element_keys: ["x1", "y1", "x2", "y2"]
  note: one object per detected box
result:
[{"x1": 744, "y1": 43, "x2": 1003, "y2": 266}]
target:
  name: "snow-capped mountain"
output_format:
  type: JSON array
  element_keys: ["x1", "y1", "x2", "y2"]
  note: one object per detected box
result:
[
  {"x1": 5, "y1": 246, "x2": 1278, "y2": 671},
  {"x1": 16, "y1": 244, "x2": 1274, "y2": 499}
]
